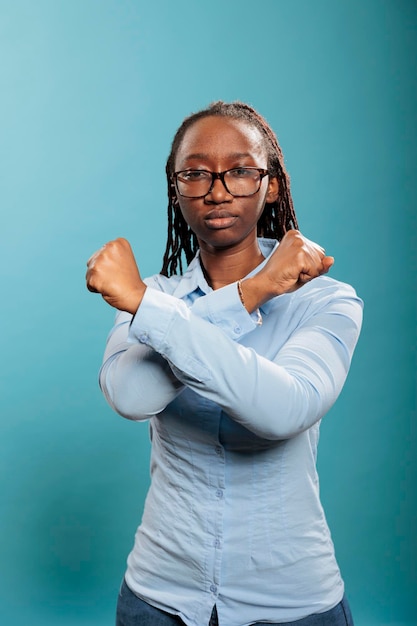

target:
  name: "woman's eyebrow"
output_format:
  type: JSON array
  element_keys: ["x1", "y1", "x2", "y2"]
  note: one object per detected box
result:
[{"x1": 182, "y1": 152, "x2": 254, "y2": 161}]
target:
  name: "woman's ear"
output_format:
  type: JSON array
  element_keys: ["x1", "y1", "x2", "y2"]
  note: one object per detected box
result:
[{"x1": 266, "y1": 176, "x2": 279, "y2": 203}]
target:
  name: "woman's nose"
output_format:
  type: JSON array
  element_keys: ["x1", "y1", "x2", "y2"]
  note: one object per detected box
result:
[{"x1": 205, "y1": 177, "x2": 233, "y2": 202}]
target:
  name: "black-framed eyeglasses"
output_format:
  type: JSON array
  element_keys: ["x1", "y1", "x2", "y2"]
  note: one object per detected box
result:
[{"x1": 172, "y1": 167, "x2": 270, "y2": 198}]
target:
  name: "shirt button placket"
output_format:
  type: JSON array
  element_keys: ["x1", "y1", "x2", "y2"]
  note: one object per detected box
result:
[{"x1": 210, "y1": 441, "x2": 225, "y2": 602}]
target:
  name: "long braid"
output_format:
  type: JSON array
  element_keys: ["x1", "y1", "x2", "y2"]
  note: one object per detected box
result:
[{"x1": 161, "y1": 101, "x2": 298, "y2": 277}]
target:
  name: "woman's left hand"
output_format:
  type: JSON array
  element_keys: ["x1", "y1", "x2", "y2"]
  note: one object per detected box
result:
[{"x1": 86, "y1": 238, "x2": 146, "y2": 315}]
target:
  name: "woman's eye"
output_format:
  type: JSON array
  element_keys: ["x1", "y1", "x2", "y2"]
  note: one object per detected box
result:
[
  {"x1": 229, "y1": 168, "x2": 254, "y2": 178},
  {"x1": 182, "y1": 170, "x2": 210, "y2": 181}
]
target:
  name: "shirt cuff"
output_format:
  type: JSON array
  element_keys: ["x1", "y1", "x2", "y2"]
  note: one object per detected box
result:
[
  {"x1": 190, "y1": 282, "x2": 262, "y2": 340},
  {"x1": 128, "y1": 287, "x2": 180, "y2": 350}
]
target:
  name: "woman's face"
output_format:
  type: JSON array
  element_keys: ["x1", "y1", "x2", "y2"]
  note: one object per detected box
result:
[{"x1": 173, "y1": 116, "x2": 278, "y2": 253}]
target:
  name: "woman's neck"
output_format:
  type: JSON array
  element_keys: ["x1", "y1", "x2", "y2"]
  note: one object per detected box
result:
[{"x1": 199, "y1": 239, "x2": 265, "y2": 290}]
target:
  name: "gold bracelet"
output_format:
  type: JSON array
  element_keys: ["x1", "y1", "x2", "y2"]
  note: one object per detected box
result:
[{"x1": 237, "y1": 280, "x2": 245, "y2": 307}]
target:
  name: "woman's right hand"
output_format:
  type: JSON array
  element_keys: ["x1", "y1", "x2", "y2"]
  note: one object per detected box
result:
[
  {"x1": 86, "y1": 238, "x2": 147, "y2": 315},
  {"x1": 240, "y1": 230, "x2": 334, "y2": 312}
]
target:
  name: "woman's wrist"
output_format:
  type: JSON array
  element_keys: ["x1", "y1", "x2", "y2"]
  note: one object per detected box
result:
[
  {"x1": 238, "y1": 275, "x2": 277, "y2": 314},
  {"x1": 125, "y1": 285, "x2": 147, "y2": 316}
]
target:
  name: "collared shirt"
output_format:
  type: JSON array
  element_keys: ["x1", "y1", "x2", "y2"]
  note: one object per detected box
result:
[{"x1": 99, "y1": 238, "x2": 363, "y2": 626}]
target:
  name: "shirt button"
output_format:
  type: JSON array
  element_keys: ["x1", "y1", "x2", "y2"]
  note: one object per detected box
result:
[
  {"x1": 210, "y1": 584, "x2": 217, "y2": 594},
  {"x1": 214, "y1": 539, "x2": 221, "y2": 548},
  {"x1": 138, "y1": 332, "x2": 149, "y2": 343},
  {"x1": 215, "y1": 446, "x2": 223, "y2": 455},
  {"x1": 234, "y1": 325, "x2": 241, "y2": 334},
  {"x1": 215, "y1": 489, "x2": 223, "y2": 499}
]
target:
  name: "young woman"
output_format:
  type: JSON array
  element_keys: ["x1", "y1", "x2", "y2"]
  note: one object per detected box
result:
[{"x1": 86, "y1": 101, "x2": 362, "y2": 626}]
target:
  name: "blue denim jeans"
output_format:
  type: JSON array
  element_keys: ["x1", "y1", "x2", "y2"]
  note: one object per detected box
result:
[{"x1": 116, "y1": 578, "x2": 354, "y2": 626}]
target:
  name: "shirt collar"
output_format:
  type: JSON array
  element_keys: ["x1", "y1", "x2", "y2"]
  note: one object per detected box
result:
[
  {"x1": 170, "y1": 251, "x2": 209, "y2": 299},
  {"x1": 171, "y1": 238, "x2": 279, "y2": 314}
]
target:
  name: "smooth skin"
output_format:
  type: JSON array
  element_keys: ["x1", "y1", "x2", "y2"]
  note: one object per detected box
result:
[{"x1": 86, "y1": 116, "x2": 334, "y2": 315}]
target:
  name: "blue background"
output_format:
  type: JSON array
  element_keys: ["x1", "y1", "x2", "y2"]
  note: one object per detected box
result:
[{"x1": 1, "y1": 1, "x2": 416, "y2": 624}]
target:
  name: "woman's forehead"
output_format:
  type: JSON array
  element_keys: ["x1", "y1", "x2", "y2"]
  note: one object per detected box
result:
[{"x1": 175, "y1": 116, "x2": 266, "y2": 166}]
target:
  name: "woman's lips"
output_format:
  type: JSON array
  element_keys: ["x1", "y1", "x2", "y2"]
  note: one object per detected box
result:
[{"x1": 204, "y1": 210, "x2": 238, "y2": 230}]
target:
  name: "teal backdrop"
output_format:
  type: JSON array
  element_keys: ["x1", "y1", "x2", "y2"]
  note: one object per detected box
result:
[{"x1": 1, "y1": 1, "x2": 416, "y2": 624}]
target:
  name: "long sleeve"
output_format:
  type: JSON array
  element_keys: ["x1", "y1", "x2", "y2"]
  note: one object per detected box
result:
[
  {"x1": 99, "y1": 275, "x2": 363, "y2": 439},
  {"x1": 99, "y1": 309, "x2": 185, "y2": 417}
]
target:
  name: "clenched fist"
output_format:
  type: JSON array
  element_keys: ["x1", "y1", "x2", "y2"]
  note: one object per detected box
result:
[
  {"x1": 240, "y1": 230, "x2": 334, "y2": 313},
  {"x1": 260, "y1": 229, "x2": 334, "y2": 293},
  {"x1": 86, "y1": 238, "x2": 146, "y2": 314}
]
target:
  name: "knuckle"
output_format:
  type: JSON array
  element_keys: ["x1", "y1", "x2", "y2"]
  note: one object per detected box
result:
[
  {"x1": 293, "y1": 233, "x2": 304, "y2": 247},
  {"x1": 86, "y1": 274, "x2": 97, "y2": 290},
  {"x1": 87, "y1": 266, "x2": 100, "y2": 284}
]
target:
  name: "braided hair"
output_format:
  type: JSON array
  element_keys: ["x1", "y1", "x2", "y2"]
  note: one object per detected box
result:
[{"x1": 161, "y1": 101, "x2": 298, "y2": 276}]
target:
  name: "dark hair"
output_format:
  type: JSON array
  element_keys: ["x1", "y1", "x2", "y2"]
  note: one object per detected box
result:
[{"x1": 161, "y1": 101, "x2": 298, "y2": 276}]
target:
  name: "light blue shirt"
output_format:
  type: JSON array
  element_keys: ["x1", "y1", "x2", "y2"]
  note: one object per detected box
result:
[{"x1": 99, "y1": 238, "x2": 363, "y2": 626}]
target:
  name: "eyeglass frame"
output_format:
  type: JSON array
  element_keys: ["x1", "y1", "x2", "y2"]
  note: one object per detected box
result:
[{"x1": 171, "y1": 167, "x2": 270, "y2": 199}]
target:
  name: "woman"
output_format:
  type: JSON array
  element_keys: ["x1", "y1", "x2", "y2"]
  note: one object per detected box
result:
[{"x1": 86, "y1": 101, "x2": 362, "y2": 626}]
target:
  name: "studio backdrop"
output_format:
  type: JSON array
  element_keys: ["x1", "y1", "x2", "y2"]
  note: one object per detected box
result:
[{"x1": 1, "y1": 1, "x2": 415, "y2": 625}]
